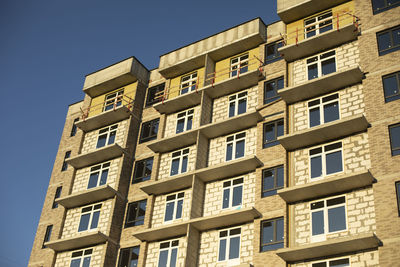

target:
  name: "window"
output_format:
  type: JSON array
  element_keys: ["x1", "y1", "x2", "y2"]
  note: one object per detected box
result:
[
  {"x1": 263, "y1": 119, "x2": 284, "y2": 148},
  {"x1": 222, "y1": 178, "x2": 243, "y2": 210},
  {"x1": 265, "y1": 41, "x2": 283, "y2": 64},
  {"x1": 312, "y1": 258, "x2": 350, "y2": 267},
  {"x1": 78, "y1": 204, "x2": 102, "y2": 232},
  {"x1": 180, "y1": 72, "x2": 197, "y2": 95},
  {"x1": 262, "y1": 166, "x2": 284, "y2": 197},
  {"x1": 61, "y1": 151, "x2": 71, "y2": 171},
  {"x1": 226, "y1": 132, "x2": 246, "y2": 161},
  {"x1": 372, "y1": 0, "x2": 400, "y2": 14},
  {"x1": 383, "y1": 71, "x2": 400, "y2": 103},
  {"x1": 52, "y1": 186, "x2": 62, "y2": 209},
  {"x1": 125, "y1": 200, "x2": 147, "y2": 227},
  {"x1": 103, "y1": 89, "x2": 124, "y2": 111},
  {"x1": 176, "y1": 109, "x2": 194, "y2": 134},
  {"x1": 261, "y1": 217, "x2": 284, "y2": 251},
  {"x1": 87, "y1": 162, "x2": 110, "y2": 189},
  {"x1": 139, "y1": 119, "x2": 159, "y2": 143},
  {"x1": 218, "y1": 227, "x2": 241, "y2": 263},
  {"x1": 170, "y1": 148, "x2": 189, "y2": 176},
  {"x1": 264, "y1": 77, "x2": 283, "y2": 105},
  {"x1": 164, "y1": 192, "x2": 184, "y2": 222},
  {"x1": 70, "y1": 118, "x2": 79, "y2": 137},
  {"x1": 307, "y1": 50, "x2": 336, "y2": 80},
  {"x1": 228, "y1": 91, "x2": 247, "y2": 118},
  {"x1": 132, "y1": 157, "x2": 153, "y2": 184},
  {"x1": 311, "y1": 196, "x2": 347, "y2": 242},
  {"x1": 310, "y1": 142, "x2": 343, "y2": 180},
  {"x1": 304, "y1": 11, "x2": 333, "y2": 38},
  {"x1": 96, "y1": 124, "x2": 118, "y2": 148},
  {"x1": 230, "y1": 53, "x2": 249, "y2": 77},
  {"x1": 377, "y1": 26, "x2": 400, "y2": 56},
  {"x1": 70, "y1": 248, "x2": 92, "y2": 267},
  {"x1": 389, "y1": 123, "x2": 400, "y2": 156},
  {"x1": 396, "y1": 181, "x2": 400, "y2": 216},
  {"x1": 42, "y1": 225, "x2": 53, "y2": 248},
  {"x1": 146, "y1": 83, "x2": 165, "y2": 107},
  {"x1": 158, "y1": 240, "x2": 179, "y2": 267},
  {"x1": 118, "y1": 246, "x2": 140, "y2": 267},
  {"x1": 308, "y1": 93, "x2": 340, "y2": 128}
]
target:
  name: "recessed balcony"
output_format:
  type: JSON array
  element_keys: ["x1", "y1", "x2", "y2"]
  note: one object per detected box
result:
[
  {"x1": 45, "y1": 231, "x2": 113, "y2": 252},
  {"x1": 278, "y1": 170, "x2": 375, "y2": 203},
  {"x1": 278, "y1": 114, "x2": 369, "y2": 151},
  {"x1": 56, "y1": 185, "x2": 121, "y2": 209},
  {"x1": 140, "y1": 173, "x2": 195, "y2": 195},
  {"x1": 276, "y1": 232, "x2": 380, "y2": 262},
  {"x1": 66, "y1": 144, "x2": 125, "y2": 169},
  {"x1": 83, "y1": 57, "x2": 149, "y2": 97},
  {"x1": 147, "y1": 129, "x2": 198, "y2": 153},
  {"x1": 278, "y1": 66, "x2": 363, "y2": 104}
]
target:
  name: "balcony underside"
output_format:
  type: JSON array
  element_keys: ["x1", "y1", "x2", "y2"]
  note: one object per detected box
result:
[
  {"x1": 147, "y1": 129, "x2": 198, "y2": 153},
  {"x1": 45, "y1": 231, "x2": 112, "y2": 252},
  {"x1": 279, "y1": 114, "x2": 369, "y2": 151},
  {"x1": 66, "y1": 144, "x2": 125, "y2": 169},
  {"x1": 278, "y1": 170, "x2": 374, "y2": 203},
  {"x1": 140, "y1": 173, "x2": 194, "y2": 195},
  {"x1": 279, "y1": 67, "x2": 363, "y2": 104},
  {"x1": 133, "y1": 221, "x2": 189, "y2": 242},
  {"x1": 279, "y1": 24, "x2": 359, "y2": 62},
  {"x1": 276, "y1": 232, "x2": 380, "y2": 262},
  {"x1": 56, "y1": 185, "x2": 119, "y2": 209},
  {"x1": 76, "y1": 106, "x2": 132, "y2": 132},
  {"x1": 153, "y1": 91, "x2": 202, "y2": 114}
]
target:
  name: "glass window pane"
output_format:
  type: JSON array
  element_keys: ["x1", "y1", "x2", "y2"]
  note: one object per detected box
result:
[
  {"x1": 311, "y1": 156, "x2": 322, "y2": 178},
  {"x1": 176, "y1": 199, "x2": 183, "y2": 219},
  {"x1": 321, "y1": 58, "x2": 336, "y2": 76},
  {"x1": 262, "y1": 221, "x2": 274, "y2": 244},
  {"x1": 164, "y1": 202, "x2": 174, "y2": 221},
  {"x1": 312, "y1": 210, "x2": 325, "y2": 235},
  {"x1": 186, "y1": 117, "x2": 193, "y2": 131},
  {"x1": 312, "y1": 263, "x2": 327, "y2": 267},
  {"x1": 264, "y1": 124, "x2": 275, "y2": 143},
  {"x1": 308, "y1": 64, "x2": 318, "y2": 80},
  {"x1": 328, "y1": 206, "x2": 346, "y2": 232},
  {"x1": 170, "y1": 159, "x2": 179, "y2": 176},
  {"x1": 276, "y1": 218, "x2": 284, "y2": 241},
  {"x1": 263, "y1": 171, "x2": 274, "y2": 191},
  {"x1": 277, "y1": 167, "x2": 284, "y2": 188},
  {"x1": 96, "y1": 135, "x2": 107, "y2": 148},
  {"x1": 223, "y1": 189, "x2": 230, "y2": 209},
  {"x1": 235, "y1": 140, "x2": 245, "y2": 158},
  {"x1": 393, "y1": 28, "x2": 400, "y2": 45},
  {"x1": 238, "y1": 98, "x2": 247, "y2": 115},
  {"x1": 330, "y1": 258, "x2": 350, "y2": 267},
  {"x1": 277, "y1": 120, "x2": 284, "y2": 137},
  {"x1": 232, "y1": 185, "x2": 243, "y2": 207},
  {"x1": 181, "y1": 156, "x2": 188, "y2": 173},
  {"x1": 378, "y1": 32, "x2": 392, "y2": 51},
  {"x1": 90, "y1": 211, "x2": 100, "y2": 229},
  {"x1": 229, "y1": 236, "x2": 240, "y2": 259},
  {"x1": 88, "y1": 172, "x2": 99, "y2": 189},
  {"x1": 100, "y1": 169, "x2": 108, "y2": 186},
  {"x1": 158, "y1": 250, "x2": 168, "y2": 267},
  {"x1": 226, "y1": 143, "x2": 233, "y2": 161},
  {"x1": 108, "y1": 131, "x2": 116, "y2": 145},
  {"x1": 127, "y1": 203, "x2": 138, "y2": 223},
  {"x1": 390, "y1": 125, "x2": 400, "y2": 151},
  {"x1": 218, "y1": 239, "x2": 226, "y2": 261},
  {"x1": 176, "y1": 119, "x2": 185, "y2": 133},
  {"x1": 78, "y1": 214, "x2": 90, "y2": 232},
  {"x1": 326, "y1": 151, "x2": 343, "y2": 175},
  {"x1": 309, "y1": 107, "x2": 320, "y2": 127},
  {"x1": 372, "y1": 0, "x2": 385, "y2": 10},
  {"x1": 70, "y1": 259, "x2": 81, "y2": 267},
  {"x1": 119, "y1": 249, "x2": 130, "y2": 267},
  {"x1": 324, "y1": 102, "x2": 340, "y2": 123},
  {"x1": 170, "y1": 248, "x2": 177, "y2": 267},
  {"x1": 82, "y1": 257, "x2": 91, "y2": 267},
  {"x1": 383, "y1": 75, "x2": 399, "y2": 99}
]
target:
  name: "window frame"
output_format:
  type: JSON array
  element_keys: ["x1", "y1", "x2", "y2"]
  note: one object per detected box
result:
[
  {"x1": 139, "y1": 119, "x2": 159, "y2": 144},
  {"x1": 125, "y1": 200, "x2": 147, "y2": 228},
  {"x1": 228, "y1": 91, "x2": 248, "y2": 118},
  {"x1": 169, "y1": 148, "x2": 189, "y2": 176},
  {"x1": 118, "y1": 246, "x2": 140, "y2": 267},
  {"x1": 42, "y1": 224, "x2": 53, "y2": 248},
  {"x1": 225, "y1": 132, "x2": 246, "y2": 161},
  {"x1": 262, "y1": 165, "x2": 284, "y2": 198},
  {"x1": 103, "y1": 89, "x2": 124, "y2": 112},
  {"x1": 157, "y1": 239, "x2": 179, "y2": 267},
  {"x1": 180, "y1": 72, "x2": 198, "y2": 95},
  {"x1": 383, "y1": 71, "x2": 400, "y2": 103},
  {"x1": 263, "y1": 119, "x2": 284, "y2": 149},
  {"x1": 96, "y1": 124, "x2": 118, "y2": 148},
  {"x1": 309, "y1": 141, "x2": 344, "y2": 181},
  {"x1": 70, "y1": 118, "x2": 79, "y2": 137},
  {"x1": 87, "y1": 162, "x2": 110, "y2": 189},
  {"x1": 146, "y1": 83, "x2": 165, "y2": 107},
  {"x1": 217, "y1": 227, "x2": 241, "y2": 264},
  {"x1": 396, "y1": 181, "x2": 400, "y2": 217},
  {"x1": 310, "y1": 195, "x2": 348, "y2": 243},
  {"x1": 260, "y1": 217, "x2": 284, "y2": 252},
  {"x1": 306, "y1": 50, "x2": 336, "y2": 81},
  {"x1": 70, "y1": 248, "x2": 92, "y2": 267},
  {"x1": 265, "y1": 41, "x2": 283, "y2": 64},
  {"x1": 52, "y1": 186, "x2": 62, "y2": 209},
  {"x1": 230, "y1": 53, "x2": 249, "y2": 77},
  {"x1": 132, "y1": 157, "x2": 153, "y2": 184},
  {"x1": 264, "y1": 76, "x2": 283, "y2": 105},
  {"x1": 304, "y1": 11, "x2": 333, "y2": 39},
  {"x1": 372, "y1": 0, "x2": 400, "y2": 14},
  {"x1": 389, "y1": 123, "x2": 400, "y2": 156},
  {"x1": 221, "y1": 177, "x2": 244, "y2": 210},
  {"x1": 176, "y1": 109, "x2": 194, "y2": 134},
  {"x1": 377, "y1": 26, "x2": 400, "y2": 56},
  {"x1": 164, "y1": 191, "x2": 185, "y2": 223},
  {"x1": 61, "y1": 151, "x2": 71, "y2": 171},
  {"x1": 307, "y1": 93, "x2": 340, "y2": 128},
  {"x1": 77, "y1": 203, "x2": 102, "y2": 232}
]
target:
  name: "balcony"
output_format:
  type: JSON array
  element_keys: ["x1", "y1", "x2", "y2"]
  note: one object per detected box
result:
[
  {"x1": 66, "y1": 144, "x2": 126, "y2": 169},
  {"x1": 158, "y1": 18, "x2": 267, "y2": 78},
  {"x1": 279, "y1": 15, "x2": 360, "y2": 62},
  {"x1": 133, "y1": 221, "x2": 189, "y2": 242},
  {"x1": 140, "y1": 173, "x2": 195, "y2": 195},
  {"x1": 276, "y1": 232, "x2": 380, "y2": 262},
  {"x1": 279, "y1": 114, "x2": 369, "y2": 151},
  {"x1": 278, "y1": 170, "x2": 375, "y2": 203},
  {"x1": 278, "y1": 66, "x2": 363, "y2": 104},
  {"x1": 147, "y1": 129, "x2": 198, "y2": 153},
  {"x1": 277, "y1": 0, "x2": 350, "y2": 23},
  {"x1": 56, "y1": 185, "x2": 121, "y2": 209},
  {"x1": 83, "y1": 57, "x2": 149, "y2": 97},
  {"x1": 45, "y1": 231, "x2": 114, "y2": 252}
]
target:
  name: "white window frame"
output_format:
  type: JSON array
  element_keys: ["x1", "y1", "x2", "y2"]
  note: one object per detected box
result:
[
  {"x1": 308, "y1": 141, "x2": 344, "y2": 181},
  {"x1": 304, "y1": 11, "x2": 333, "y2": 38},
  {"x1": 310, "y1": 195, "x2": 347, "y2": 243},
  {"x1": 96, "y1": 124, "x2": 118, "y2": 148},
  {"x1": 70, "y1": 248, "x2": 93, "y2": 267},
  {"x1": 103, "y1": 89, "x2": 124, "y2": 112},
  {"x1": 163, "y1": 191, "x2": 185, "y2": 224},
  {"x1": 77, "y1": 203, "x2": 102, "y2": 232},
  {"x1": 307, "y1": 93, "x2": 340, "y2": 128},
  {"x1": 310, "y1": 256, "x2": 350, "y2": 267},
  {"x1": 225, "y1": 132, "x2": 246, "y2": 162},
  {"x1": 157, "y1": 239, "x2": 179, "y2": 267},
  {"x1": 230, "y1": 53, "x2": 249, "y2": 77},
  {"x1": 217, "y1": 227, "x2": 241, "y2": 265},
  {"x1": 306, "y1": 50, "x2": 336, "y2": 80},
  {"x1": 169, "y1": 148, "x2": 190, "y2": 176},
  {"x1": 87, "y1": 162, "x2": 111, "y2": 189},
  {"x1": 176, "y1": 109, "x2": 194, "y2": 133},
  {"x1": 180, "y1": 72, "x2": 197, "y2": 95},
  {"x1": 228, "y1": 91, "x2": 248, "y2": 118},
  {"x1": 221, "y1": 177, "x2": 244, "y2": 210}
]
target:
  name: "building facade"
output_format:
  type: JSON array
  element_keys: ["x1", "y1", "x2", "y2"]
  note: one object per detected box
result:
[{"x1": 29, "y1": 0, "x2": 400, "y2": 266}]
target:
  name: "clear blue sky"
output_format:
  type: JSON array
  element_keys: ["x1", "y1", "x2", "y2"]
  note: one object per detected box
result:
[{"x1": 0, "y1": 0, "x2": 279, "y2": 266}]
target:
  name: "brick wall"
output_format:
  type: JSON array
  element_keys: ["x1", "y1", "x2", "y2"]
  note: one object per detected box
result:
[
  {"x1": 164, "y1": 105, "x2": 201, "y2": 138},
  {"x1": 293, "y1": 250, "x2": 379, "y2": 267},
  {"x1": 158, "y1": 145, "x2": 197, "y2": 180},
  {"x1": 145, "y1": 237, "x2": 187, "y2": 266},
  {"x1": 54, "y1": 245, "x2": 105, "y2": 267}
]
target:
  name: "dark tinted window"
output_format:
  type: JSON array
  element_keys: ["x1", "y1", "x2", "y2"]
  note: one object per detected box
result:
[
  {"x1": 146, "y1": 83, "x2": 165, "y2": 107},
  {"x1": 264, "y1": 77, "x2": 283, "y2": 104},
  {"x1": 377, "y1": 26, "x2": 400, "y2": 56},
  {"x1": 132, "y1": 158, "x2": 153, "y2": 184},
  {"x1": 372, "y1": 0, "x2": 400, "y2": 14},
  {"x1": 265, "y1": 41, "x2": 283, "y2": 64},
  {"x1": 261, "y1": 217, "x2": 284, "y2": 251},
  {"x1": 125, "y1": 200, "x2": 147, "y2": 227},
  {"x1": 389, "y1": 123, "x2": 400, "y2": 156},
  {"x1": 263, "y1": 119, "x2": 284, "y2": 148},
  {"x1": 42, "y1": 225, "x2": 53, "y2": 248},
  {"x1": 52, "y1": 186, "x2": 62, "y2": 209},
  {"x1": 61, "y1": 151, "x2": 71, "y2": 171},
  {"x1": 70, "y1": 118, "x2": 79, "y2": 137},
  {"x1": 262, "y1": 166, "x2": 284, "y2": 197},
  {"x1": 383, "y1": 71, "x2": 400, "y2": 102},
  {"x1": 396, "y1": 181, "x2": 400, "y2": 216},
  {"x1": 139, "y1": 119, "x2": 159, "y2": 143},
  {"x1": 118, "y1": 246, "x2": 140, "y2": 267}
]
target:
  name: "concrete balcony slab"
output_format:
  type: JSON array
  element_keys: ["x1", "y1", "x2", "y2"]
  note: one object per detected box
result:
[
  {"x1": 276, "y1": 232, "x2": 380, "y2": 262},
  {"x1": 200, "y1": 111, "x2": 262, "y2": 139},
  {"x1": 76, "y1": 106, "x2": 132, "y2": 132},
  {"x1": 279, "y1": 23, "x2": 359, "y2": 62},
  {"x1": 153, "y1": 91, "x2": 202, "y2": 114},
  {"x1": 133, "y1": 221, "x2": 189, "y2": 242},
  {"x1": 140, "y1": 173, "x2": 195, "y2": 195},
  {"x1": 278, "y1": 66, "x2": 363, "y2": 104},
  {"x1": 147, "y1": 129, "x2": 198, "y2": 153},
  {"x1": 45, "y1": 231, "x2": 112, "y2": 252},
  {"x1": 278, "y1": 170, "x2": 374, "y2": 203},
  {"x1": 66, "y1": 144, "x2": 125, "y2": 169},
  {"x1": 56, "y1": 185, "x2": 120, "y2": 209},
  {"x1": 278, "y1": 114, "x2": 368, "y2": 151}
]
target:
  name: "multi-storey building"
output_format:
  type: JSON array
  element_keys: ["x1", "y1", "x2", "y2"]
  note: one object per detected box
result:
[{"x1": 29, "y1": 0, "x2": 400, "y2": 266}]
